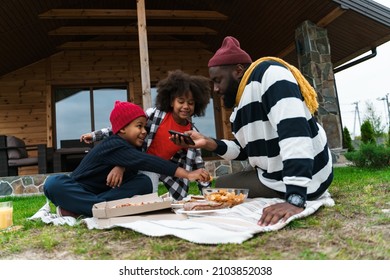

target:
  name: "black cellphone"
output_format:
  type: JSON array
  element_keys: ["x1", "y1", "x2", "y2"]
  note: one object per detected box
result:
[{"x1": 168, "y1": 130, "x2": 195, "y2": 145}]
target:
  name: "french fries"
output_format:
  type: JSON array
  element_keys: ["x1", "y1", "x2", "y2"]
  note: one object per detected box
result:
[{"x1": 204, "y1": 189, "x2": 245, "y2": 206}]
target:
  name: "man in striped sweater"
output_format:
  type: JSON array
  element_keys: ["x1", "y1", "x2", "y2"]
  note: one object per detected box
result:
[{"x1": 180, "y1": 36, "x2": 333, "y2": 226}]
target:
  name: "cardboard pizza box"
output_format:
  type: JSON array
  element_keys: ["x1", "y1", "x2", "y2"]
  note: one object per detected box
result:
[
  {"x1": 89, "y1": 209, "x2": 188, "y2": 229},
  {"x1": 92, "y1": 192, "x2": 172, "y2": 218}
]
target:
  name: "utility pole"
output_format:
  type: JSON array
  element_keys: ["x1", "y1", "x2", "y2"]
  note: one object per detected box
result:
[
  {"x1": 377, "y1": 93, "x2": 390, "y2": 131},
  {"x1": 352, "y1": 101, "x2": 361, "y2": 138}
]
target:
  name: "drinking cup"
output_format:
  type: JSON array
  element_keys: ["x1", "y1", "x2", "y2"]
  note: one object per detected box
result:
[{"x1": 0, "y1": 201, "x2": 13, "y2": 230}]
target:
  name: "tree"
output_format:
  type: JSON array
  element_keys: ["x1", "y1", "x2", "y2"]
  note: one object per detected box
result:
[
  {"x1": 343, "y1": 126, "x2": 355, "y2": 151},
  {"x1": 387, "y1": 128, "x2": 390, "y2": 147},
  {"x1": 360, "y1": 120, "x2": 375, "y2": 144},
  {"x1": 364, "y1": 100, "x2": 385, "y2": 137}
]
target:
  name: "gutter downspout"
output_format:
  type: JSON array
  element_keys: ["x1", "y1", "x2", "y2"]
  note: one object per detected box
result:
[
  {"x1": 333, "y1": 47, "x2": 377, "y2": 143},
  {"x1": 334, "y1": 48, "x2": 377, "y2": 73}
]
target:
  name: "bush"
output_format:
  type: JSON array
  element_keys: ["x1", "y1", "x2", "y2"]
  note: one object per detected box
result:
[{"x1": 344, "y1": 143, "x2": 390, "y2": 168}]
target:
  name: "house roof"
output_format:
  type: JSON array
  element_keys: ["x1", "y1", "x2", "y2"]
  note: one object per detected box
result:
[{"x1": 1, "y1": 0, "x2": 390, "y2": 77}]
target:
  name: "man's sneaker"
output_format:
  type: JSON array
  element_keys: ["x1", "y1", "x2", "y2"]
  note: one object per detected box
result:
[{"x1": 56, "y1": 206, "x2": 81, "y2": 219}]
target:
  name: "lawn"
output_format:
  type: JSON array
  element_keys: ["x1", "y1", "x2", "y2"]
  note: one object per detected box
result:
[{"x1": 0, "y1": 166, "x2": 389, "y2": 260}]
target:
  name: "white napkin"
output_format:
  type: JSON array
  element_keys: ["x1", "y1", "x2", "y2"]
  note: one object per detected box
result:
[{"x1": 28, "y1": 199, "x2": 77, "y2": 226}]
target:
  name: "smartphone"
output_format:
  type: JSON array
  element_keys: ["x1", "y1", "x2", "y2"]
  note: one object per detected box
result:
[{"x1": 168, "y1": 130, "x2": 195, "y2": 145}]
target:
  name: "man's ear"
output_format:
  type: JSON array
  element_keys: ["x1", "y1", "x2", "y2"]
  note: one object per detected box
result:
[{"x1": 233, "y1": 64, "x2": 245, "y2": 79}]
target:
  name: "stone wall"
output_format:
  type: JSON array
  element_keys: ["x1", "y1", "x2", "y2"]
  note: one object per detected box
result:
[
  {"x1": 0, "y1": 174, "x2": 49, "y2": 197},
  {"x1": 205, "y1": 159, "x2": 252, "y2": 178}
]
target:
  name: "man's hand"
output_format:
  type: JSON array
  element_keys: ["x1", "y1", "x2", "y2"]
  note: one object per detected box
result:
[
  {"x1": 169, "y1": 130, "x2": 216, "y2": 151},
  {"x1": 258, "y1": 202, "x2": 304, "y2": 226}
]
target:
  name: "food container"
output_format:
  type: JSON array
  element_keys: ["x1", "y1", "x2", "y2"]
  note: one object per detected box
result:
[{"x1": 202, "y1": 188, "x2": 249, "y2": 206}]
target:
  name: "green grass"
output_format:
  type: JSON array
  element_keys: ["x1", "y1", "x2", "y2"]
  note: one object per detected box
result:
[{"x1": 0, "y1": 166, "x2": 389, "y2": 260}]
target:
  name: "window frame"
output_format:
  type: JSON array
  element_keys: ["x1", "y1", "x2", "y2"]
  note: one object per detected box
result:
[{"x1": 52, "y1": 84, "x2": 129, "y2": 149}]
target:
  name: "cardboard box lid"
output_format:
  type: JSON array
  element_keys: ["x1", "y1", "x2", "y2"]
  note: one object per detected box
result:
[
  {"x1": 91, "y1": 209, "x2": 187, "y2": 229},
  {"x1": 92, "y1": 193, "x2": 172, "y2": 218}
]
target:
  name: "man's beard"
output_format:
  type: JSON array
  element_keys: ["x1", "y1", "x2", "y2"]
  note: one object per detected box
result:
[{"x1": 223, "y1": 75, "x2": 240, "y2": 108}]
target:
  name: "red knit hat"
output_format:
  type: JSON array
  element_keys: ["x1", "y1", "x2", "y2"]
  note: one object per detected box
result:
[
  {"x1": 208, "y1": 36, "x2": 252, "y2": 67},
  {"x1": 109, "y1": 101, "x2": 146, "y2": 134}
]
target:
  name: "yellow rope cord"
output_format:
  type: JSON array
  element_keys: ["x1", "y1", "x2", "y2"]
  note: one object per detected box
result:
[{"x1": 236, "y1": 56, "x2": 319, "y2": 114}]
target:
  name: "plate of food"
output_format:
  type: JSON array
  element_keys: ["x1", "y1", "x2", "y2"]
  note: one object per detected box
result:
[
  {"x1": 202, "y1": 188, "x2": 249, "y2": 207},
  {"x1": 174, "y1": 188, "x2": 249, "y2": 216},
  {"x1": 171, "y1": 195, "x2": 205, "y2": 209}
]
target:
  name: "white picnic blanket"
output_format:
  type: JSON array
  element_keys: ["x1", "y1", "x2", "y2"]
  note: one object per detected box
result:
[{"x1": 29, "y1": 192, "x2": 335, "y2": 244}]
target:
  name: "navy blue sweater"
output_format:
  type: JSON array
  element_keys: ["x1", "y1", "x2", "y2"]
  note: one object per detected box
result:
[{"x1": 71, "y1": 135, "x2": 178, "y2": 193}]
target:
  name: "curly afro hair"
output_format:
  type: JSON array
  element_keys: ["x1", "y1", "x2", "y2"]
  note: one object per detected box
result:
[{"x1": 155, "y1": 69, "x2": 211, "y2": 117}]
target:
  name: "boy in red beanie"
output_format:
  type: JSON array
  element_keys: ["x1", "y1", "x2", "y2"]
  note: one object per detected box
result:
[{"x1": 44, "y1": 101, "x2": 210, "y2": 218}]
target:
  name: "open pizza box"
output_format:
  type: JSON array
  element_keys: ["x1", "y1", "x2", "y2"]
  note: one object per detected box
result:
[
  {"x1": 90, "y1": 209, "x2": 188, "y2": 229},
  {"x1": 92, "y1": 192, "x2": 173, "y2": 218},
  {"x1": 90, "y1": 193, "x2": 187, "y2": 229}
]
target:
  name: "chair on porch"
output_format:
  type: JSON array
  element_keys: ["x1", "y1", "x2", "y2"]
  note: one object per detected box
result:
[
  {"x1": 52, "y1": 139, "x2": 93, "y2": 172},
  {"x1": 0, "y1": 135, "x2": 49, "y2": 176}
]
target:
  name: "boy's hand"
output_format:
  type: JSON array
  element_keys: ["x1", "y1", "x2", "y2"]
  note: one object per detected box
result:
[{"x1": 106, "y1": 166, "x2": 125, "y2": 188}]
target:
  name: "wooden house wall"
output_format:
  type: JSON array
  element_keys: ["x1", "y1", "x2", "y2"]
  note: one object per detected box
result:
[{"x1": 0, "y1": 47, "x2": 232, "y2": 175}]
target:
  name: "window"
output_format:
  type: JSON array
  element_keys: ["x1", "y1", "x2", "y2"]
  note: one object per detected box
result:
[
  {"x1": 54, "y1": 86, "x2": 127, "y2": 148},
  {"x1": 193, "y1": 98, "x2": 216, "y2": 138}
]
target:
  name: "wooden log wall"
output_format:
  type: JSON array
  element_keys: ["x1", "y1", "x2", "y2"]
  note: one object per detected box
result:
[
  {"x1": 0, "y1": 47, "x2": 233, "y2": 175},
  {"x1": 0, "y1": 61, "x2": 47, "y2": 175}
]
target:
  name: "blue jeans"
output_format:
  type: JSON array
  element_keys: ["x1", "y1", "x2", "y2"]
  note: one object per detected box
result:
[{"x1": 44, "y1": 173, "x2": 152, "y2": 217}]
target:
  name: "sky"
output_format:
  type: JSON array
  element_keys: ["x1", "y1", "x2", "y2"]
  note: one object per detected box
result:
[{"x1": 335, "y1": 0, "x2": 390, "y2": 137}]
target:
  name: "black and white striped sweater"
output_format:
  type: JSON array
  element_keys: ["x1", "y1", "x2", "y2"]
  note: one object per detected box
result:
[{"x1": 213, "y1": 60, "x2": 333, "y2": 200}]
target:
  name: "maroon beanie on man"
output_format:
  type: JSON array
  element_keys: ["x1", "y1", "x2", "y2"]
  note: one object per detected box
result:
[
  {"x1": 208, "y1": 36, "x2": 252, "y2": 67},
  {"x1": 109, "y1": 100, "x2": 146, "y2": 134}
]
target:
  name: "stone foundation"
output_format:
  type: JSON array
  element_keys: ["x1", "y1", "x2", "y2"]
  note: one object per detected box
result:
[
  {"x1": 205, "y1": 159, "x2": 252, "y2": 178},
  {"x1": 0, "y1": 174, "x2": 51, "y2": 197}
]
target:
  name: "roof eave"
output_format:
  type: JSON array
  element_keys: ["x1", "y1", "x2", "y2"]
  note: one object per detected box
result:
[{"x1": 333, "y1": 0, "x2": 390, "y2": 26}]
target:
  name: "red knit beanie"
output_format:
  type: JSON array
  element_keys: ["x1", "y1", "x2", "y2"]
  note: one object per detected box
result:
[
  {"x1": 109, "y1": 101, "x2": 146, "y2": 134},
  {"x1": 208, "y1": 36, "x2": 252, "y2": 67}
]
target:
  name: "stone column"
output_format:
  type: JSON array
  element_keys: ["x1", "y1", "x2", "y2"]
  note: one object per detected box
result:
[{"x1": 295, "y1": 20, "x2": 342, "y2": 150}]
